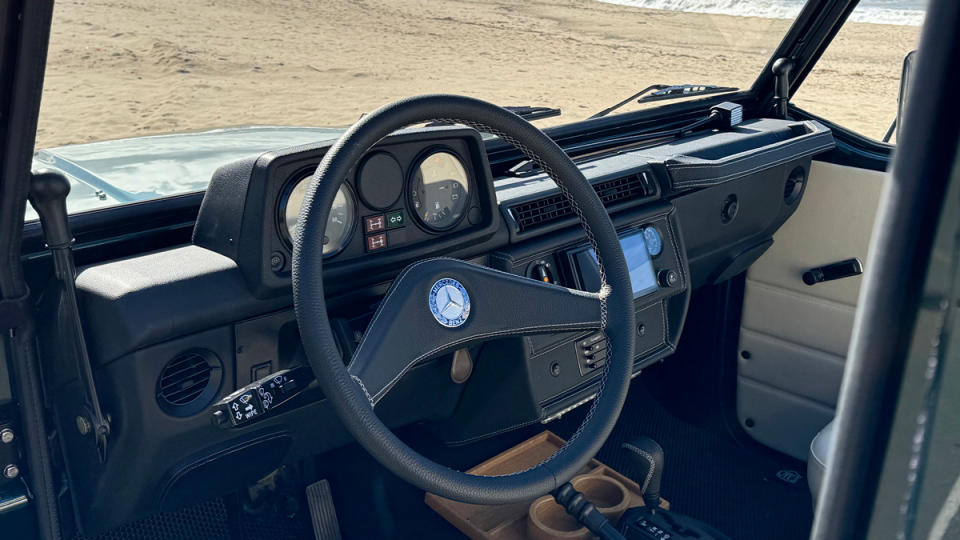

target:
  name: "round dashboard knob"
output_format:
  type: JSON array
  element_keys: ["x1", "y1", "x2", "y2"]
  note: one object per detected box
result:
[
  {"x1": 658, "y1": 269, "x2": 679, "y2": 288},
  {"x1": 643, "y1": 226, "x2": 663, "y2": 257}
]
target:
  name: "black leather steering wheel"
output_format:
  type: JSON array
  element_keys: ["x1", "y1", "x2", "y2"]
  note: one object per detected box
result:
[{"x1": 292, "y1": 95, "x2": 635, "y2": 505}]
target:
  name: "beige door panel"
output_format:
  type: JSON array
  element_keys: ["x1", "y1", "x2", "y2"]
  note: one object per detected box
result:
[
  {"x1": 747, "y1": 161, "x2": 884, "y2": 305},
  {"x1": 737, "y1": 160, "x2": 886, "y2": 459}
]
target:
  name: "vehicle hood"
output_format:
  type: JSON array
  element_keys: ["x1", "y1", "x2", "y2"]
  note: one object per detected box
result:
[{"x1": 28, "y1": 126, "x2": 347, "y2": 221}]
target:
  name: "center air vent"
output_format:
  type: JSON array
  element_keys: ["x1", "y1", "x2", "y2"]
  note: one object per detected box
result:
[
  {"x1": 509, "y1": 172, "x2": 651, "y2": 233},
  {"x1": 157, "y1": 349, "x2": 223, "y2": 417}
]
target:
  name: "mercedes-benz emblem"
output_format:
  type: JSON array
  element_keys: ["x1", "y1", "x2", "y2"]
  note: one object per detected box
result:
[{"x1": 428, "y1": 278, "x2": 471, "y2": 328}]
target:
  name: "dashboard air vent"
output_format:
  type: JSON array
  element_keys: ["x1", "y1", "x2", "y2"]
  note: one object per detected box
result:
[
  {"x1": 510, "y1": 173, "x2": 650, "y2": 233},
  {"x1": 157, "y1": 349, "x2": 223, "y2": 417}
]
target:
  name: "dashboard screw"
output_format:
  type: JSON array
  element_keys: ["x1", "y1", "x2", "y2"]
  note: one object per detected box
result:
[
  {"x1": 270, "y1": 251, "x2": 285, "y2": 272},
  {"x1": 0, "y1": 428, "x2": 13, "y2": 444},
  {"x1": 76, "y1": 416, "x2": 92, "y2": 436},
  {"x1": 550, "y1": 362, "x2": 561, "y2": 377},
  {"x1": 637, "y1": 324, "x2": 646, "y2": 337},
  {"x1": 3, "y1": 464, "x2": 19, "y2": 479}
]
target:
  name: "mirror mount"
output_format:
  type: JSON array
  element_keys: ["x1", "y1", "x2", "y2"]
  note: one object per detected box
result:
[{"x1": 884, "y1": 50, "x2": 917, "y2": 143}]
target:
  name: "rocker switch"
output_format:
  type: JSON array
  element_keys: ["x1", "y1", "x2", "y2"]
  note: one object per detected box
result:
[
  {"x1": 576, "y1": 332, "x2": 608, "y2": 375},
  {"x1": 364, "y1": 215, "x2": 386, "y2": 233},
  {"x1": 366, "y1": 233, "x2": 387, "y2": 251}
]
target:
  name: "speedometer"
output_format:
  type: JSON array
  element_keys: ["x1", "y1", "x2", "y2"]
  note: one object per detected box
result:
[
  {"x1": 409, "y1": 150, "x2": 470, "y2": 231},
  {"x1": 282, "y1": 173, "x2": 356, "y2": 257}
]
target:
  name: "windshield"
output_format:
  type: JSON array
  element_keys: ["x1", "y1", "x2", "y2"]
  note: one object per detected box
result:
[{"x1": 32, "y1": 0, "x2": 923, "y2": 218}]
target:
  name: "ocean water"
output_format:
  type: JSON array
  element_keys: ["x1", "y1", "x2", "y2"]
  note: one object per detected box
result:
[{"x1": 597, "y1": 0, "x2": 928, "y2": 26}]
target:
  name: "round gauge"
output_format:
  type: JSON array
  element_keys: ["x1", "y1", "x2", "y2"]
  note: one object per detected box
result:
[
  {"x1": 643, "y1": 226, "x2": 663, "y2": 257},
  {"x1": 282, "y1": 175, "x2": 356, "y2": 257},
  {"x1": 409, "y1": 150, "x2": 470, "y2": 231},
  {"x1": 357, "y1": 152, "x2": 403, "y2": 210}
]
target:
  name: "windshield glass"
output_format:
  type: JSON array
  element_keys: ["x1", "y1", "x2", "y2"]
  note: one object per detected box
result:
[{"x1": 32, "y1": 0, "x2": 923, "y2": 219}]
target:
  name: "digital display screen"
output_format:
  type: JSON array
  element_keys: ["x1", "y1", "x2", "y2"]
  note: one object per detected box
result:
[{"x1": 589, "y1": 231, "x2": 659, "y2": 299}]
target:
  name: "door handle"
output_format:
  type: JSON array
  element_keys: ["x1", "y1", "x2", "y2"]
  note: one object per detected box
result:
[{"x1": 802, "y1": 258, "x2": 863, "y2": 285}]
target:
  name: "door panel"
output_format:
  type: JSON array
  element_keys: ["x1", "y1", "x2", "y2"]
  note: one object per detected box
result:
[{"x1": 736, "y1": 160, "x2": 885, "y2": 459}]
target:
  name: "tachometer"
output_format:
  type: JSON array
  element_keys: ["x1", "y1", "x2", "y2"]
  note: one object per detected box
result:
[
  {"x1": 282, "y1": 174, "x2": 356, "y2": 257},
  {"x1": 409, "y1": 150, "x2": 470, "y2": 231}
]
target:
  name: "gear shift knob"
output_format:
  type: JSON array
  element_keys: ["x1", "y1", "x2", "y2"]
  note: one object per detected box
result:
[
  {"x1": 29, "y1": 169, "x2": 73, "y2": 248},
  {"x1": 621, "y1": 436, "x2": 664, "y2": 510}
]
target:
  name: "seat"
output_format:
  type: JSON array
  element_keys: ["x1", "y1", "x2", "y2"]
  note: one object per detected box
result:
[{"x1": 807, "y1": 418, "x2": 836, "y2": 503}]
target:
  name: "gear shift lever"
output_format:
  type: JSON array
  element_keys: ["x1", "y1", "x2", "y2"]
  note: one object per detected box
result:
[
  {"x1": 30, "y1": 170, "x2": 111, "y2": 462},
  {"x1": 616, "y1": 436, "x2": 732, "y2": 539},
  {"x1": 621, "y1": 436, "x2": 664, "y2": 510}
]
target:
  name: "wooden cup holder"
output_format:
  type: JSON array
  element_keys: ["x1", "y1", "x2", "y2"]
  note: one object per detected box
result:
[
  {"x1": 425, "y1": 431, "x2": 668, "y2": 539},
  {"x1": 526, "y1": 495, "x2": 591, "y2": 540}
]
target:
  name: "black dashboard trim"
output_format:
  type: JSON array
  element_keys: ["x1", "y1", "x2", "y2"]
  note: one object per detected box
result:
[{"x1": 663, "y1": 122, "x2": 834, "y2": 189}]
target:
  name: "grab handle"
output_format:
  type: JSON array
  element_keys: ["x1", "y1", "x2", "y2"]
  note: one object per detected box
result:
[{"x1": 802, "y1": 258, "x2": 863, "y2": 286}]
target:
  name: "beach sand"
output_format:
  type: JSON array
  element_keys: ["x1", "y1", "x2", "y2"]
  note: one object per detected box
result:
[{"x1": 36, "y1": 0, "x2": 921, "y2": 149}]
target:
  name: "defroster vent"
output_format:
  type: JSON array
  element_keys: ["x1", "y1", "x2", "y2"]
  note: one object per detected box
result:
[
  {"x1": 157, "y1": 349, "x2": 223, "y2": 417},
  {"x1": 509, "y1": 172, "x2": 651, "y2": 233}
]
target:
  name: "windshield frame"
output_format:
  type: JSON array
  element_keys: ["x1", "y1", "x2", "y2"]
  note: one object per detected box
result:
[{"x1": 24, "y1": 0, "x2": 854, "y2": 231}]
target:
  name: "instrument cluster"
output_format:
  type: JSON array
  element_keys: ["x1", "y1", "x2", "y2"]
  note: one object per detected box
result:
[
  {"x1": 278, "y1": 147, "x2": 474, "y2": 259},
  {"x1": 267, "y1": 128, "x2": 495, "y2": 278}
]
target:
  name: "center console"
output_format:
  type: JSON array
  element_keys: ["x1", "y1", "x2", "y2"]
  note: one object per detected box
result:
[{"x1": 427, "y1": 203, "x2": 690, "y2": 443}]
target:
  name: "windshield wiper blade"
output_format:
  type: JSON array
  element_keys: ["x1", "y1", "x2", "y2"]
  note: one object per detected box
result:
[{"x1": 589, "y1": 83, "x2": 738, "y2": 119}]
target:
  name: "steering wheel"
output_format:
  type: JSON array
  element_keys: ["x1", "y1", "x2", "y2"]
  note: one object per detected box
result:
[{"x1": 292, "y1": 95, "x2": 635, "y2": 505}]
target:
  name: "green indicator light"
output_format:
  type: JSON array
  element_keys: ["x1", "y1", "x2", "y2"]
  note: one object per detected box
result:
[{"x1": 386, "y1": 210, "x2": 405, "y2": 229}]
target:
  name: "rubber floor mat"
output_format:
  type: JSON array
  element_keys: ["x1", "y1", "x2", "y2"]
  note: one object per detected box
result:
[{"x1": 74, "y1": 494, "x2": 312, "y2": 540}]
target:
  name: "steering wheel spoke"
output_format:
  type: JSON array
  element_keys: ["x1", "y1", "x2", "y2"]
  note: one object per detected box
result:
[{"x1": 347, "y1": 257, "x2": 603, "y2": 406}]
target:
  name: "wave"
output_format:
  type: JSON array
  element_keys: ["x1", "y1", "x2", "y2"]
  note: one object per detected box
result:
[{"x1": 596, "y1": 0, "x2": 927, "y2": 26}]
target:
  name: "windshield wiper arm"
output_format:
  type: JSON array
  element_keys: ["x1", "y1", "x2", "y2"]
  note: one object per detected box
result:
[
  {"x1": 427, "y1": 105, "x2": 560, "y2": 128},
  {"x1": 503, "y1": 105, "x2": 562, "y2": 122},
  {"x1": 590, "y1": 83, "x2": 738, "y2": 119},
  {"x1": 638, "y1": 83, "x2": 738, "y2": 103}
]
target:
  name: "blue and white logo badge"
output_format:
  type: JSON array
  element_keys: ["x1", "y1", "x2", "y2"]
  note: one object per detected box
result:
[{"x1": 429, "y1": 278, "x2": 471, "y2": 328}]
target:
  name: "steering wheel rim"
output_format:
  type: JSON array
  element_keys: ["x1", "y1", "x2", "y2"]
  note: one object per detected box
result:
[{"x1": 292, "y1": 94, "x2": 635, "y2": 505}]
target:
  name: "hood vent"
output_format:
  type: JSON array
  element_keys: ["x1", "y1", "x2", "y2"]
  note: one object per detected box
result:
[
  {"x1": 157, "y1": 350, "x2": 223, "y2": 417},
  {"x1": 509, "y1": 172, "x2": 652, "y2": 233}
]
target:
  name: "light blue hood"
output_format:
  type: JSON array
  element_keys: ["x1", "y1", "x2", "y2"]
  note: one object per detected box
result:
[{"x1": 28, "y1": 126, "x2": 347, "y2": 221}]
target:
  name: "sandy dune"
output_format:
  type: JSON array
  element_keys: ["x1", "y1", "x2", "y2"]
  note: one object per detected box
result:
[{"x1": 36, "y1": 0, "x2": 919, "y2": 149}]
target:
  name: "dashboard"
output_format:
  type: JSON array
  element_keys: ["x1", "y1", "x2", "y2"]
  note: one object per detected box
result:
[{"x1": 61, "y1": 117, "x2": 834, "y2": 534}]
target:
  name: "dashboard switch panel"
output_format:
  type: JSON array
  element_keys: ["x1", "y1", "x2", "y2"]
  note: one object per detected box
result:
[{"x1": 576, "y1": 331, "x2": 608, "y2": 375}]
